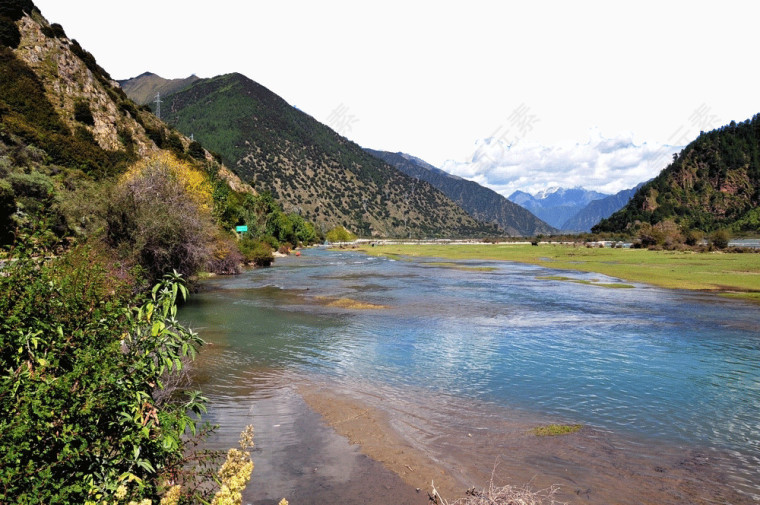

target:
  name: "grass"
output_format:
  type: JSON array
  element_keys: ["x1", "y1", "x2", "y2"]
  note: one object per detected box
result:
[
  {"x1": 531, "y1": 424, "x2": 583, "y2": 436},
  {"x1": 358, "y1": 243, "x2": 760, "y2": 302}
]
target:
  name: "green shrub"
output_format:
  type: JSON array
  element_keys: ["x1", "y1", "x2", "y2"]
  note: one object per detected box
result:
[
  {"x1": 0, "y1": 246, "x2": 207, "y2": 504},
  {"x1": 239, "y1": 237, "x2": 274, "y2": 266},
  {"x1": 165, "y1": 132, "x2": 184, "y2": 156},
  {"x1": 73, "y1": 99, "x2": 95, "y2": 126},
  {"x1": 144, "y1": 125, "x2": 165, "y2": 148},
  {"x1": 188, "y1": 140, "x2": 205, "y2": 160},
  {"x1": 710, "y1": 229, "x2": 730, "y2": 249},
  {"x1": 0, "y1": 16, "x2": 21, "y2": 48},
  {"x1": 41, "y1": 22, "x2": 66, "y2": 39},
  {"x1": 0, "y1": 0, "x2": 35, "y2": 21}
]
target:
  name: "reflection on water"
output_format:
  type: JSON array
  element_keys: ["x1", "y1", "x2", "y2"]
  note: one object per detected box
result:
[{"x1": 182, "y1": 248, "x2": 760, "y2": 501}]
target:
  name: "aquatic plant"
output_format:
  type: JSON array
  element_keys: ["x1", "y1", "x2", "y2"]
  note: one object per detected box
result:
[{"x1": 532, "y1": 424, "x2": 583, "y2": 436}]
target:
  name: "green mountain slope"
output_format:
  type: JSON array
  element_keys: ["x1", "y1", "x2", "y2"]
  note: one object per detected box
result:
[
  {"x1": 366, "y1": 149, "x2": 557, "y2": 236},
  {"x1": 594, "y1": 115, "x2": 760, "y2": 234},
  {"x1": 148, "y1": 72, "x2": 497, "y2": 238},
  {"x1": 118, "y1": 72, "x2": 200, "y2": 105}
]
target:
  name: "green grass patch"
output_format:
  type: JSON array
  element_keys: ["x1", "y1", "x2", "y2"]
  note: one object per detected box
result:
[
  {"x1": 532, "y1": 424, "x2": 583, "y2": 436},
  {"x1": 360, "y1": 244, "x2": 760, "y2": 302}
]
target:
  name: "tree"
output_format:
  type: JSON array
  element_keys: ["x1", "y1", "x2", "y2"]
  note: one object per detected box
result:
[{"x1": 326, "y1": 225, "x2": 356, "y2": 243}]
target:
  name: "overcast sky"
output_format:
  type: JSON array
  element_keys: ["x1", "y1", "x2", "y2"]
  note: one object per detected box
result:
[{"x1": 33, "y1": 1, "x2": 759, "y2": 195}]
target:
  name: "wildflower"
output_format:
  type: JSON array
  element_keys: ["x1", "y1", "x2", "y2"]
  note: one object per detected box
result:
[
  {"x1": 160, "y1": 485, "x2": 181, "y2": 505},
  {"x1": 115, "y1": 485, "x2": 128, "y2": 500}
]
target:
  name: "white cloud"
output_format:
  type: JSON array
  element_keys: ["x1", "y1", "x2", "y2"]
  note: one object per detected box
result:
[{"x1": 440, "y1": 129, "x2": 682, "y2": 196}]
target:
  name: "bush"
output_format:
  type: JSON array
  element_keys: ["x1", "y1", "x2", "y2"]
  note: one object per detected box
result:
[
  {"x1": 239, "y1": 237, "x2": 274, "y2": 266},
  {"x1": 207, "y1": 232, "x2": 242, "y2": 275},
  {"x1": 106, "y1": 153, "x2": 217, "y2": 282},
  {"x1": 73, "y1": 100, "x2": 95, "y2": 126},
  {"x1": 684, "y1": 229, "x2": 704, "y2": 247},
  {"x1": 710, "y1": 229, "x2": 730, "y2": 249},
  {"x1": 188, "y1": 140, "x2": 205, "y2": 160},
  {"x1": 165, "y1": 132, "x2": 185, "y2": 156},
  {"x1": 0, "y1": 0, "x2": 35, "y2": 21},
  {"x1": 0, "y1": 16, "x2": 21, "y2": 48},
  {"x1": 0, "y1": 246, "x2": 207, "y2": 504}
]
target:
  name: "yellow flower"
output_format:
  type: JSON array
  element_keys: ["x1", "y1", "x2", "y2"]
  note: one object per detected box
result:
[
  {"x1": 159, "y1": 485, "x2": 181, "y2": 505},
  {"x1": 115, "y1": 485, "x2": 128, "y2": 500}
]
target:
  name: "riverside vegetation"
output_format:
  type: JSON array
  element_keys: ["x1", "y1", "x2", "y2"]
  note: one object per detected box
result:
[{"x1": 1, "y1": 2, "x2": 315, "y2": 501}]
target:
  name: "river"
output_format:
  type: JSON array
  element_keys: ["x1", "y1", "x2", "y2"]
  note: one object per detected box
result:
[{"x1": 181, "y1": 248, "x2": 760, "y2": 504}]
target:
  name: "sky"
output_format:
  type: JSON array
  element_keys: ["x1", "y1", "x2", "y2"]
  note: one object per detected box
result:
[{"x1": 32, "y1": 0, "x2": 759, "y2": 196}]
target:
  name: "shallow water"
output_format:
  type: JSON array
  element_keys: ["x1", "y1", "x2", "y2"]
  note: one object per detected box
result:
[{"x1": 182, "y1": 248, "x2": 760, "y2": 502}]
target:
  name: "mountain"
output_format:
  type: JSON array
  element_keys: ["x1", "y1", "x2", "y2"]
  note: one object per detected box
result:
[
  {"x1": 561, "y1": 184, "x2": 644, "y2": 232},
  {"x1": 118, "y1": 72, "x2": 200, "y2": 105},
  {"x1": 507, "y1": 187, "x2": 609, "y2": 229},
  {"x1": 133, "y1": 72, "x2": 497, "y2": 238},
  {"x1": 366, "y1": 149, "x2": 557, "y2": 236},
  {"x1": 594, "y1": 116, "x2": 760, "y2": 234},
  {"x1": 1, "y1": 2, "x2": 249, "y2": 245}
]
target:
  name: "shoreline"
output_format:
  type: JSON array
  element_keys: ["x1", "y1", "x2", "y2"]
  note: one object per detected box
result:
[
  {"x1": 298, "y1": 383, "x2": 465, "y2": 500},
  {"x1": 296, "y1": 377, "x2": 756, "y2": 505},
  {"x1": 351, "y1": 242, "x2": 760, "y2": 302}
]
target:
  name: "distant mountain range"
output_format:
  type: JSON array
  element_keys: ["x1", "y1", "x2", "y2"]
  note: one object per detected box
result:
[
  {"x1": 561, "y1": 184, "x2": 644, "y2": 232},
  {"x1": 594, "y1": 115, "x2": 760, "y2": 234},
  {"x1": 120, "y1": 72, "x2": 498, "y2": 238},
  {"x1": 117, "y1": 72, "x2": 200, "y2": 106},
  {"x1": 366, "y1": 150, "x2": 557, "y2": 236},
  {"x1": 508, "y1": 187, "x2": 610, "y2": 229}
]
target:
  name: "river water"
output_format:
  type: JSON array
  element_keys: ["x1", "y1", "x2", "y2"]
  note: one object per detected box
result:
[{"x1": 181, "y1": 248, "x2": 760, "y2": 504}]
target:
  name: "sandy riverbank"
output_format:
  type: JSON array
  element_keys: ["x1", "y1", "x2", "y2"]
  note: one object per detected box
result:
[{"x1": 298, "y1": 378, "x2": 755, "y2": 505}]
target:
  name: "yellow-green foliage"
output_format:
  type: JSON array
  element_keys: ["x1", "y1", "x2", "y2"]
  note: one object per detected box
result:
[
  {"x1": 107, "y1": 153, "x2": 220, "y2": 281},
  {"x1": 532, "y1": 424, "x2": 583, "y2": 436},
  {"x1": 121, "y1": 152, "x2": 213, "y2": 214},
  {"x1": 326, "y1": 225, "x2": 356, "y2": 243}
]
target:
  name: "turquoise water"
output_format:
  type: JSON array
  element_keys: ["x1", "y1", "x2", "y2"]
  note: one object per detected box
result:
[{"x1": 181, "y1": 248, "x2": 760, "y2": 498}]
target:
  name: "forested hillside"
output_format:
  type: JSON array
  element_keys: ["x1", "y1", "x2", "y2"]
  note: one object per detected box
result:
[
  {"x1": 594, "y1": 116, "x2": 760, "y2": 234},
  {"x1": 366, "y1": 149, "x2": 556, "y2": 236},
  {"x1": 139, "y1": 72, "x2": 498, "y2": 238}
]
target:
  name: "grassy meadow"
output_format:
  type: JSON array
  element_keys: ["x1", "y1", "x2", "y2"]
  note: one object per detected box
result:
[{"x1": 357, "y1": 243, "x2": 760, "y2": 302}]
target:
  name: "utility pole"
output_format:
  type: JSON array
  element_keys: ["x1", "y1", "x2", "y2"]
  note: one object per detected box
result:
[{"x1": 154, "y1": 92, "x2": 162, "y2": 120}]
